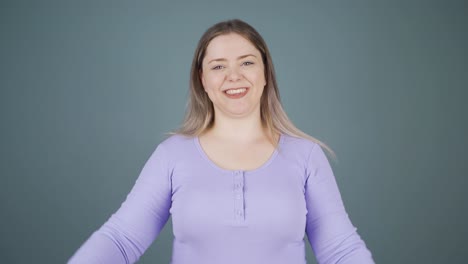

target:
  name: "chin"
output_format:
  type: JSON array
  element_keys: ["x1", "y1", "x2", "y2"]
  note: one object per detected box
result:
[{"x1": 228, "y1": 107, "x2": 257, "y2": 118}]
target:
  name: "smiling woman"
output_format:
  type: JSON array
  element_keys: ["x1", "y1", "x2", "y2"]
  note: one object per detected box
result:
[{"x1": 68, "y1": 19, "x2": 375, "y2": 264}]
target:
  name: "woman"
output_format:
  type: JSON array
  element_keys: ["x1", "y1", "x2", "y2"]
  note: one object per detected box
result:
[{"x1": 69, "y1": 19, "x2": 374, "y2": 264}]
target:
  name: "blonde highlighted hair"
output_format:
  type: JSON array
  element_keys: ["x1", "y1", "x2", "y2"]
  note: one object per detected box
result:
[{"x1": 172, "y1": 19, "x2": 336, "y2": 160}]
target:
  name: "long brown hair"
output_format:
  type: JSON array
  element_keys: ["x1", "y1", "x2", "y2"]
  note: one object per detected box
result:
[{"x1": 173, "y1": 19, "x2": 336, "y2": 160}]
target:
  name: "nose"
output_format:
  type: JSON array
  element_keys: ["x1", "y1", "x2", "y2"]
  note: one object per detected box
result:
[{"x1": 227, "y1": 66, "x2": 241, "y2": 82}]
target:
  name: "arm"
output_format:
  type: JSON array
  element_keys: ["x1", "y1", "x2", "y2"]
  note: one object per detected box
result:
[
  {"x1": 68, "y1": 144, "x2": 172, "y2": 264},
  {"x1": 305, "y1": 144, "x2": 374, "y2": 264}
]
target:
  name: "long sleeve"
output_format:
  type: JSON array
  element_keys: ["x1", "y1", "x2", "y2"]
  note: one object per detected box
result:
[
  {"x1": 68, "y1": 144, "x2": 173, "y2": 264},
  {"x1": 304, "y1": 144, "x2": 374, "y2": 264}
]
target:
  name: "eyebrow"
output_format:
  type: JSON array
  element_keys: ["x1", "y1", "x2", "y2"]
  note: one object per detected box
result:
[{"x1": 207, "y1": 54, "x2": 257, "y2": 64}]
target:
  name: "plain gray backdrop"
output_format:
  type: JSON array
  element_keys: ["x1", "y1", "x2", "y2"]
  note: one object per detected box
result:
[{"x1": 1, "y1": 1, "x2": 467, "y2": 263}]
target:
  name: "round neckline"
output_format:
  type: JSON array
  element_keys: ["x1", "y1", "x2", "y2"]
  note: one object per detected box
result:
[{"x1": 193, "y1": 134, "x2": 284, "y2": 174}]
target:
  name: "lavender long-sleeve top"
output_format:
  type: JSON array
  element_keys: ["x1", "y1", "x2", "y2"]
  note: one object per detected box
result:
[{"x1": 68, "y1": 134, "x2": 374, "y2": 264}]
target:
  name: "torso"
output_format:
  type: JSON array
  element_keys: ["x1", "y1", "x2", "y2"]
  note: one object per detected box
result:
[
  {"x1": 165, "y1": 134, "x2": 311, "y2": 263},
  {"x1": 198, "y1": 132, "x2": 279, "y2": 171}
]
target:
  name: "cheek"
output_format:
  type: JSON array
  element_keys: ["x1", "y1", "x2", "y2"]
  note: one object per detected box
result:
[
  {"x1": 203, "y1": 74, "x2": 224, "y2": 91},
  {"x1": 246, "y1": 69, "x2": 266, "y2": 87},
  {"x1": 260, "y1": 74, "x2": 266, "y2": 87}
]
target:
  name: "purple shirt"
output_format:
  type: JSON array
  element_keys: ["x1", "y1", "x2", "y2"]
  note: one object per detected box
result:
[{"x1": 69, "y1": 134, "x2": 374, "y2": 264}]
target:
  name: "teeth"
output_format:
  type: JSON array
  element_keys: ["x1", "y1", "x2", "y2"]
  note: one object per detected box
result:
[{"x1": 225, "y1": 88, "x2": 247, "y2": 95}]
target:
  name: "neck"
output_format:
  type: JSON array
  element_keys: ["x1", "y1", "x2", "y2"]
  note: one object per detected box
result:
[{"x1": 207, "y1": 109, "x2": 267, "y2": 143}]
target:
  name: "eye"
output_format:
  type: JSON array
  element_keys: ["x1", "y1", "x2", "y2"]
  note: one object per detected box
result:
[
  {"x1": 242, "y1": 61, "x2": 254, "y2": 66},
  {"x1": 211, "y1": 65, "x2": 224, "y2": 70}
]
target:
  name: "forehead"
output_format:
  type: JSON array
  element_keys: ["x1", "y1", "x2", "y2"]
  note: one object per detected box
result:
[{"x1": 204, "y1": 33, "x2": 261, "y2": 59}]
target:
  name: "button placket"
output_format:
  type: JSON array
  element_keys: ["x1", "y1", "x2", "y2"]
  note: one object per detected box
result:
[{"x1": 233, "y1": 171, "x2": 245, "y2": 222}]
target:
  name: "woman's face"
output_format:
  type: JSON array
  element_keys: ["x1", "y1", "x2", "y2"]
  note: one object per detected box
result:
[{"x1": 201, "y1": 33, "x2": 266, "y2": 119}]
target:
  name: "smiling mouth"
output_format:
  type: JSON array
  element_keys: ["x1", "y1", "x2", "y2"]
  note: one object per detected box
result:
[
  {"x1": 225, "y1": 87, "x2": 247, "y2": 94},
  {"x1": 223, "y1": 87, "x2": 249, "y2": 98}
]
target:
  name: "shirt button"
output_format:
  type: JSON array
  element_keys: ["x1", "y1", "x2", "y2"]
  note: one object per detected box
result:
[{"x1": 235, "y1": 194, "x2": 242, "y2": 199}]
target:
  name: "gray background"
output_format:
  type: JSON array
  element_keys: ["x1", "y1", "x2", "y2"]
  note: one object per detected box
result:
[{"x1": 1, "y1": 1, "x2": 466, "y2": 263}]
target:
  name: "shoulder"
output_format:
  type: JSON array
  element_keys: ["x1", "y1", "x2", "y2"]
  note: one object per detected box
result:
[
  {"x1": 279, "y1": 134, "x2": 318, "y2": 156},
  {"x1": 281, "y1": 135, "x2": 334, "y2": 184},
  {"x1": 157, "y1": 134, "x2": 195, "y2": 154},
  {"x1": 279, "y1": 134, "x2": 330, "y2": 170},
  {"x1": 276, "y1": 134, "x2": 319, "y2": 169},
  {"x1": 144, "y1": 134, "x2": 196, "y2": 169}
]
